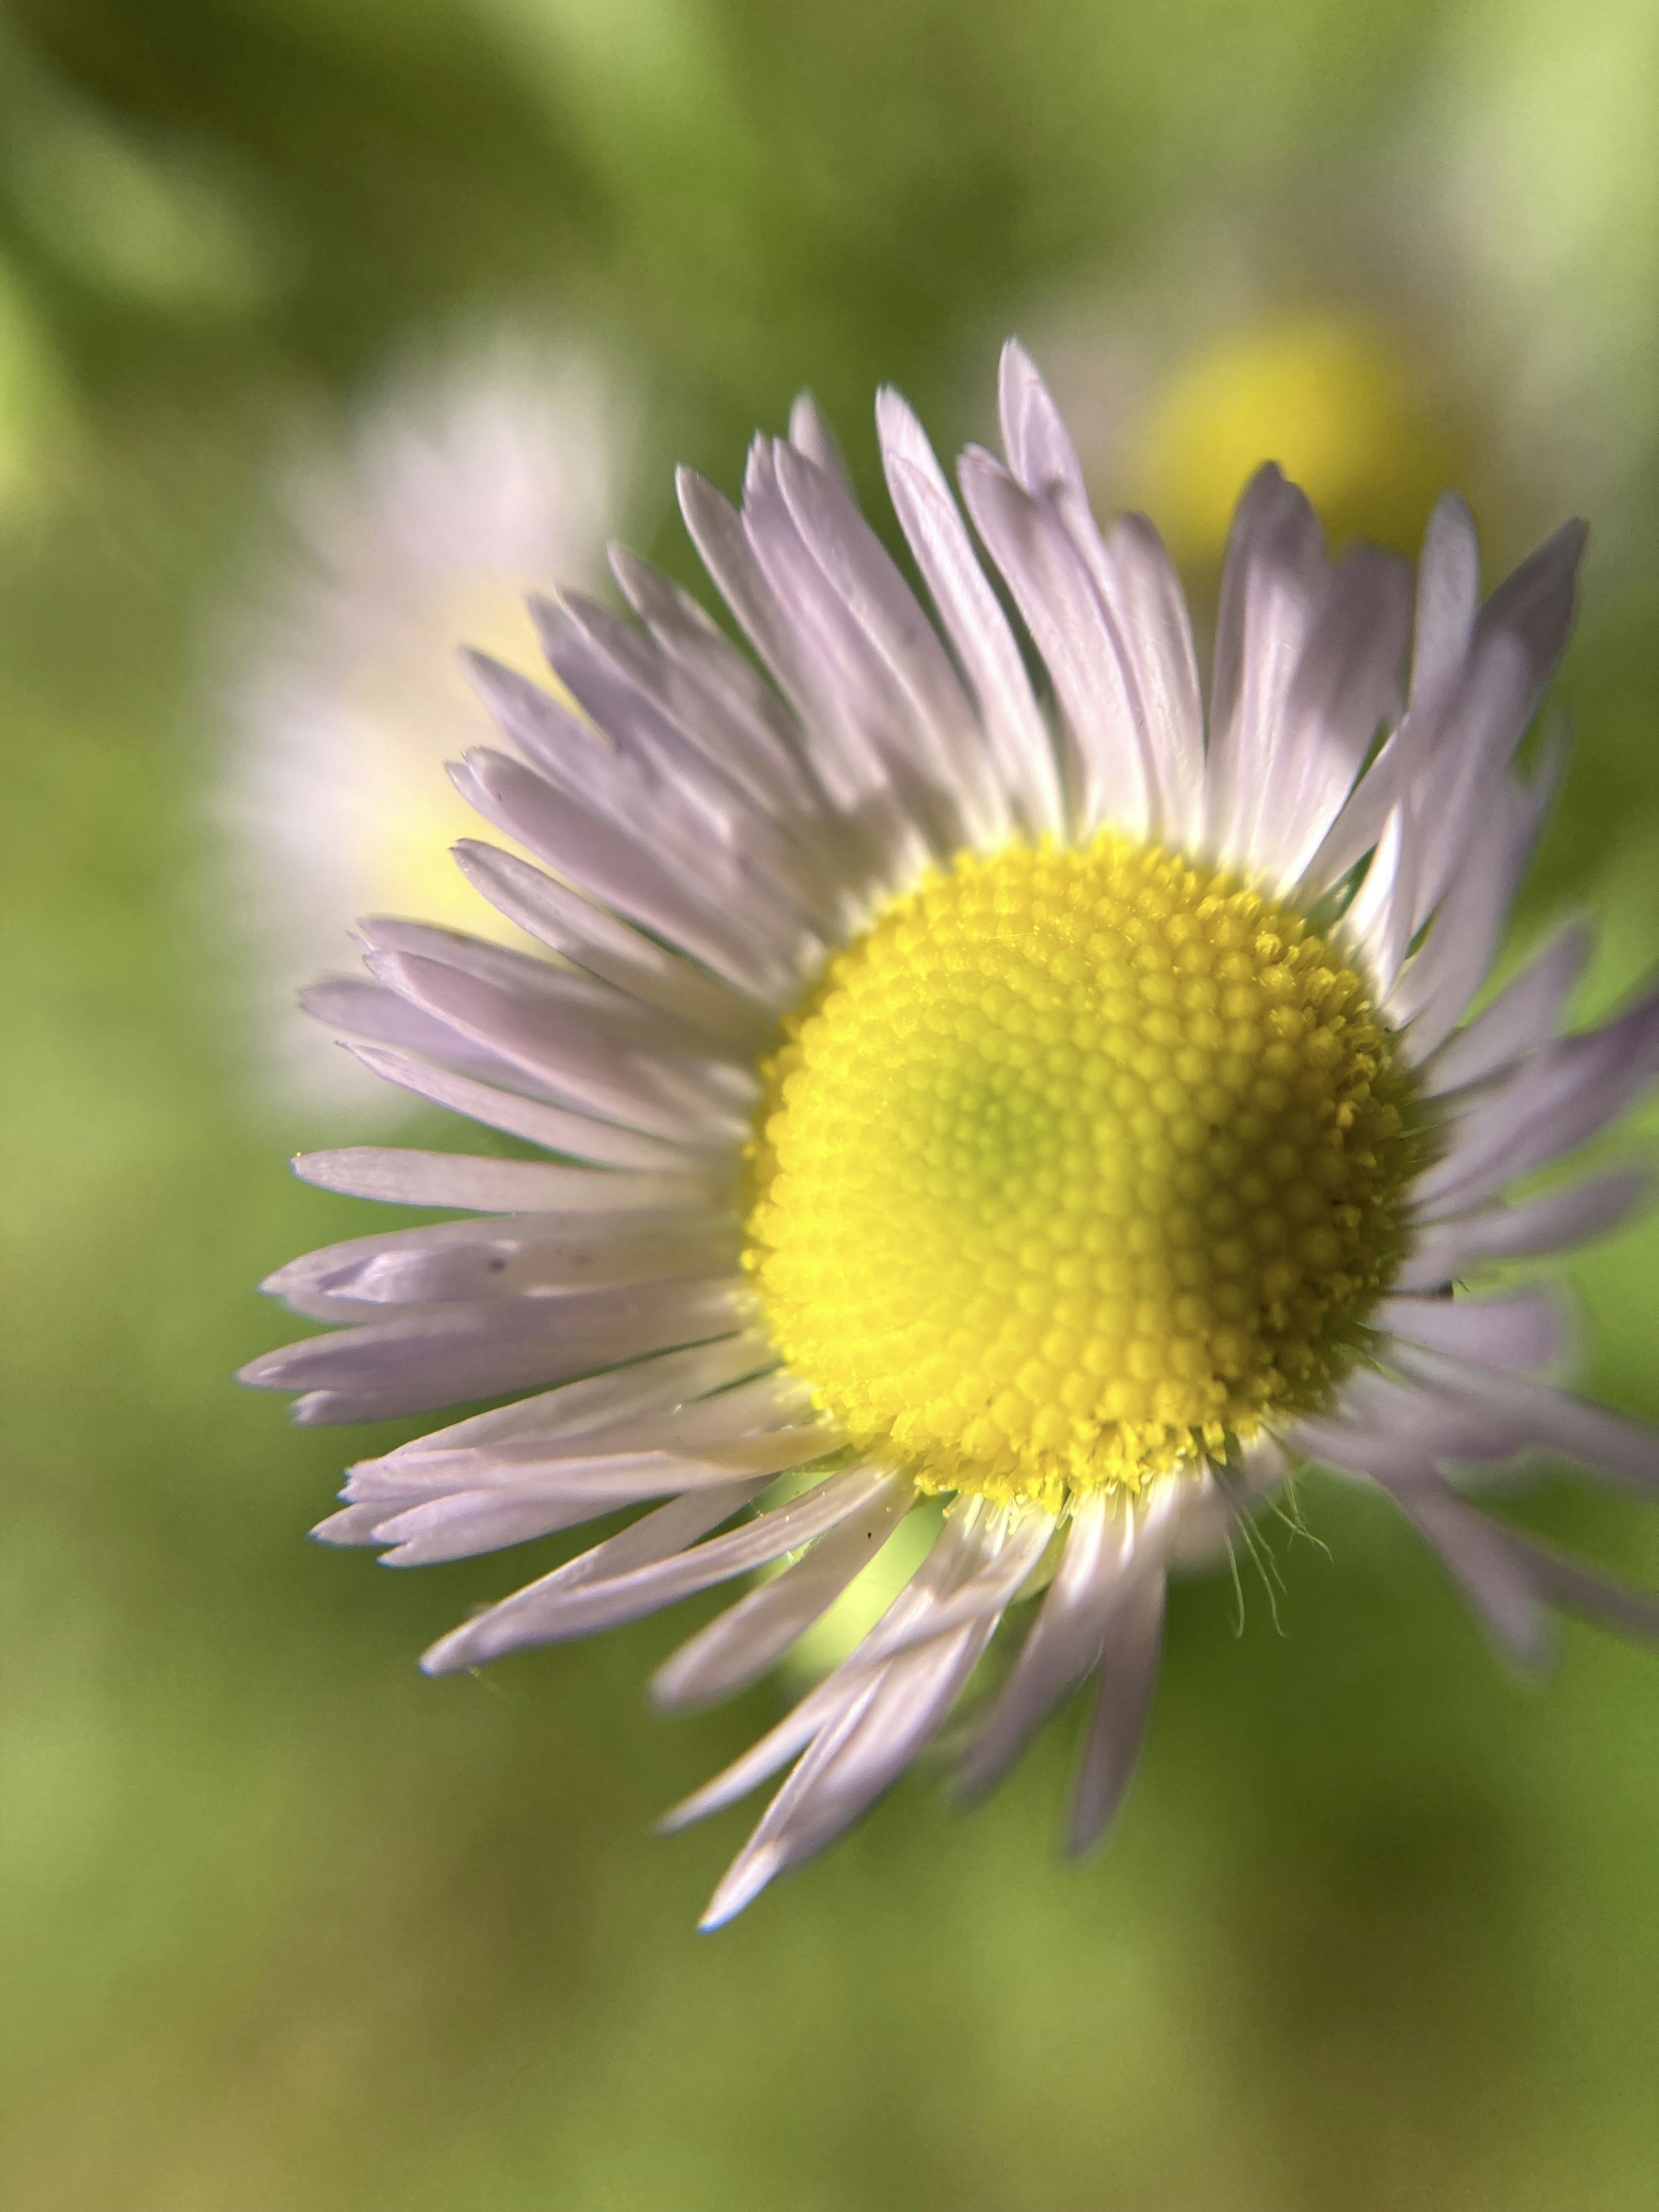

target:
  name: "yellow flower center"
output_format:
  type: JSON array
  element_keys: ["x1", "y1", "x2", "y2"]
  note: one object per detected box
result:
[{"x1": 744, "y1": 834, "x2": 1420, "y2": 1510}]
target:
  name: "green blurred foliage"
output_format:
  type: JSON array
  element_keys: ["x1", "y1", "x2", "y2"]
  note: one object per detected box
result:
[{"x1": 2, "y1": 2, "x2": 1656, "y2": 2207}]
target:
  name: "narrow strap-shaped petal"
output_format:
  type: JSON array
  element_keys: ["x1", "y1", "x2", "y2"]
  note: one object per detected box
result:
[
  {"x1": 741, "y1": 438, "x2": 970, "y2": 860},
  {"x1": 453, "y1": 747, "x2": 798, "y2": 1005},
  {"x1": 659, "y1": 1504, "x2": 992, "y2": 1833},
  {"x1": 263, "y1": 1202, "x2": 736, "y2": 1312},
  {"x1": 959, "y1": 447, "x2": 1152, "y2": 837},
  {"x1": 239, "y1": 1278, "x2": 751, "y2": 1421},
  {"x1": 957, "y1": 1492, "x2": 1144, "y2": 1803},
  {"x1": 1096, "y1": 512, "x2": 1205, "y2": 852},
  {"x1": 771, "y1": 438, "x2": 999, "y2": 837},
  {"x1": 1252, "y1": 544, "x2": 1411, "y2": 892},
  {"x1": 699, "y1": 1601, "x2": 1001, "y2": 1929},
  {"x1": 300, "y1": 973, "x2": 585, "y2": 1107},
  {"x1": 845, "y1": 1505, "x2": 1055, "y2": 1666},
  {"x1": 1396, "y1": 1169, "x2": 1649, "y2": 1290},
  {"x1": 364, "y1": 947, "x2": 747, "y2": 1147},
  {"x1": 452, "y1": 842, "x2": 776, "y2": 1055},
  {"x1": 423, "y1": 1466, "x2": 890, "y2": 1669},
  {"x1": 375, "y1": 1334, "x2": 776, "y2": 1462},
  {"x1": 340, "y1": 1043, "x2": 698, "y2": 1173},
  {"x1": 1373, "y1": 1286, "x2": 1570, "y2": 1374},
  {"x1": 1065, "y1": 1569, "x2": 1166, "y2": 1857},
  {"x1": 1382, "y1": 1344, "x2": 1659, "y2": 1497},
  {"x1": 1405, "y1": 519, "x2": 1585, "y2": 934},
  {"x1": 1379, "y1": 1471, "x2": 1659, "y2": 1663},
  {"x1": 528, "y1": 596, "x2": 844, "y2": 943},
  {"x1": 877, "y1": 394, "x2": 1062, "y2": 835},
  {"x1": 1419, "y1": 922, "x2": 1592, "y2": 1099},
  {"x1": 1409, "y1": 492, "x2": 1482, "y2": 722},
  {"x1": 1392, "y1": 744, "x2": 1562, "y2": 1059},
  {"x1": 419, "y1": 1482, "x2": 771, "y2": 1671},
  {"x1": 607, "y1": 543, "x2": 836, "y2": 831},
  {"x1": 650, "y1": 1474, "x2": 918, "y2": 1713},
  {"x1": 1414, "y1": 982, "x2": 1659, "y2": 1216},
  {"x1": 1206, "y1": 465, "x2": 1328, "y2": 870},
  {"x1": 1304, "y1": 493, "x2": 1484, "y2": 901},
  {"x1": 1379, "y1": 1474, "x2": 1552, "y2": 1668},
  {"x1": 290, "y1": 1146, "x2": 714, "y2": 1213},
  {"x1": 1342, "y1": 804, "x2": 1416, "y2": 1001},
  {"x1": 787, "y1": 390, "x2": 852, "y2": 492},
  {"x1": 677, "y1": 464, "x2": 922, "y2": 884},
  {"x1": 998, "y1": 337, "x2": 1088, "y2": 500}
]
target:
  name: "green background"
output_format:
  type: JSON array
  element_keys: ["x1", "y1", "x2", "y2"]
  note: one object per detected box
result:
[{"x1": 3, "y1": 3, "x2": 1656, "y2": 2206}]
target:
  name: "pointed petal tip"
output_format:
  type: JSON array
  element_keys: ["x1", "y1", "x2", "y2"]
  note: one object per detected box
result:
[
  {"x1": 419, "y1": 1628, "x2": 474, "y2": 1677},
  {"x1": 698, "y1": 1840, "x2": 785, "y2": 1931}
]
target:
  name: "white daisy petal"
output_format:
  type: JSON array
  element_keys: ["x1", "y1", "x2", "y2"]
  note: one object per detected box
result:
[
  {"x1": 1415, "y1": 983, "x2": 1659, "y2": 1216},
  {"x1": 424, "y1": 1465, "x2": 887, "y2": 1670},
  {"x1": 1341, "y1": 803, "x2": 1416, "y2": 1001},
  {"x1": 289, "y1": 1146, "x2": 716, "y2": 1213},
  {"x1": 877, "y1": 389, "x2": 1063, "y2": 836},
  {"x1": 362, "y1": 946, "x2": 747, "y2": 1147},
  {"x1": 420, "y1": 1482, "x2": 774, "y2": 1672},
  {"x1": 1391, "y1": 744, "x2": 1562, "y2": 1059},
  {"x1": 769, "y1": 439, "x2": 998, "y2": 836},
  {"x1": 449, "y1": 842, "x2": 777, "y2": 1056},
  {"x1": 355, "y1": 917, "x2": 734, "y2": 1068},
  {"x1": 651, "y1": 1472, "x2": 918, "y2": 1713},
  {"x1": 1407, "y1": 522, "x2": 1586, "y2": 932},
  {"x1": 607, "y1": 545, "x2": 838, "y2": 836},
  {"x1": 1397, "y1": 1169, "x2": 1649, "y2": 1290},
  {"x1": 698, "y1": 1506, "x2": 1033, "y2": 1923},
  {"x1": 240, "y1": 1278, "x2": 750, "y2": 1421},
  {"x1": 340, "y1": 1044, "x2": 699, "y2": 1171},
  {"x1": 1379, "y1": 1474, "x2": 1554, "y2": 1668},
  {"x1": 700, "y1": 1611, "x2": 997, "y2": 1930},
  {"x1": 353, "y1": 1338, "x2": 777, "y2": 1477},
  {"x1": 959, "y1": 446, "x2": 1152, "y2": 836},
  {"x1": 452, "y1": 745, "x2": 796, "y2": 1004},
  {"x1": 660, "y1": 1504, "x2": 992, "y2": 1835},
  {"x1": 1065, "y1": 1569, "x2": 1166, "y2": 1859},
  {"x1": 300, "y1": 972, "x2": 587, "y2": 1105},
  {"x1": 528, "y1": 594, "x2": 844, "y2": 938},
  {"x1": 263, "y1": 1205, "x2": 737, "y2": 1312},
  {"x1": 1256, "y1": 544, "x2": 1411, "y2": 890},
  {"x1": 676, "y1": 470, "x2": 928, "y2": 887},
  {"x1": 1205, "y1": 464, "x2": 1328, "y2": 870},
  {"x1": 742, "y1": 438, "x2": 971, "y2": 861},
  {"x1": 1094, "y1": 512, "x2": 1205, "y2": 852},
  {"x1": 1379, "y1": 1473, "x2": 1659, "y2": 1662},
  {"x1": 1382, "y1": 1347, "x2": 1659, "y2": 1498},
  {"x1": 1373, "y1": 1286, "x2": 1569, "y2": 1373},
  {"x1": 1420, "y1": 919, "x2": 1593, "y2": 1098},
  {"x1": 957, "y1": 1490, "x2": 1146, "y2": 1803},
  {"x1": 997, "y1": 337, "x2": 1089, "y2": 501},
  {"x1": 786, "y1": 389, "x2": 853, "y2": 494},
  {"x1": 1408, "y1": 492, "x2": 1483, "y2": 724}
]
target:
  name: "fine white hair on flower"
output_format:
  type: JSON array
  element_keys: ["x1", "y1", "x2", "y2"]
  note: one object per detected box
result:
[
  {"x1": 216, "y1": 328, "x2": 637, "y2": 1112},
  {"x1": 243, "y1": 340, "x2": 1659, "y2": 1930}
]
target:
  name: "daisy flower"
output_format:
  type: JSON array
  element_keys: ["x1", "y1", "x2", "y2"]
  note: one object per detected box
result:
[
  {"x1": 243, "y1": 342, "x2": 1659, "y2": 1927},
  {"x1": 219, "y1": 332, "x2": 633, "y2": 1109}
]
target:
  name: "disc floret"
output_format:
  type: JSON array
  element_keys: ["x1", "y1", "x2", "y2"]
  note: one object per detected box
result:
[{"x1": 744, "y1": 834, "x2": 1420, "y2": 1510}]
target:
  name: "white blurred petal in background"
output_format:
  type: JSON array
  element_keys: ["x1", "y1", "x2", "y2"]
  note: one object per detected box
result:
[{"x1": 219, "y1": 330, "x2": 637, "y2": 1114}]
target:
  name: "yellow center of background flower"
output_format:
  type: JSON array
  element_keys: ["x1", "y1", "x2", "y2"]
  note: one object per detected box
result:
[{"x1": 744, "y1": 835, "x2": 1420, "y2": 1510}]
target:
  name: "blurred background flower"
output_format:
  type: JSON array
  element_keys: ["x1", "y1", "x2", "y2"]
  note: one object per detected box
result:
[
  {"x1": 217, "y1": 331, "x2": 635, "y2": 1112},
  {"x1": 4, "y1": 0, "x2": 1656, "y2": 2206}
]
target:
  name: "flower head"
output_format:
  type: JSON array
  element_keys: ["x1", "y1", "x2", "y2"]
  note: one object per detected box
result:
[{"x1": 243, "y1": 343, "x2": 1659, "y2": 1927}]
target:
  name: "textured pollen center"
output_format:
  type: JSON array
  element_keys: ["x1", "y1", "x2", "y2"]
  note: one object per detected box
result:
[{"x1": 744, "y1": 834, "x2": 1418, "y2": 1509}]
